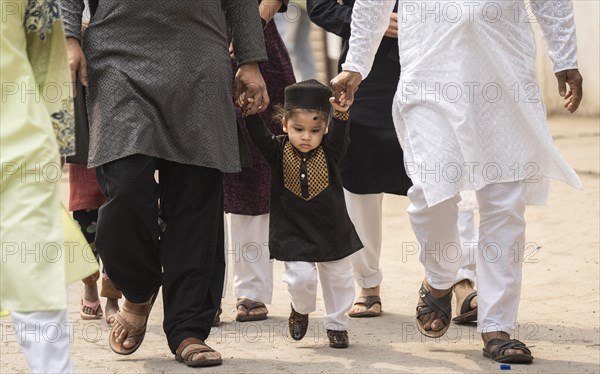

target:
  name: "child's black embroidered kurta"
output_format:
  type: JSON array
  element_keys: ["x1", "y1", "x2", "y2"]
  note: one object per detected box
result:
[{"x1": 245, "y1": 114, "x2": 363, "y2": 262}]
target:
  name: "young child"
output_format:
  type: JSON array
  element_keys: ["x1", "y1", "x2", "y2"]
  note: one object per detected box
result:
[{"x1": 244, "y1": 79, "x2": 363, "y2": 348}]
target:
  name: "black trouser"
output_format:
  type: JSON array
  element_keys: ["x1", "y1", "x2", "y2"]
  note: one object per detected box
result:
[{"x1": 95, "y1": 154, "x2": 225, "y2": 353}]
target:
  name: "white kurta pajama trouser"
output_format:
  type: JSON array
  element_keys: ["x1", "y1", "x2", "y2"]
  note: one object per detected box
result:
[
  {"x1": 10, "y1": 309, "x2": 74, "y2": 374},
  {"x1": 229, "y1": 214, "x2": 273, "y2": 303},
  {"x1": 283, "y1": 258, "x2": 355, "y2": 331},
  {"x1": 343, "y1": 0, "x2": 581, "y2": 334},
  {"x1": 344, "y1": 190, "x2": 478, "y2": 289}
]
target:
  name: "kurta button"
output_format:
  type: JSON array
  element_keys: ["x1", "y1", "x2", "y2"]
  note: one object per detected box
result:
[
  {"x1": 302, "y1": 158, "x2": 306, "y2": 162},
  {"x1": 301, "y1": 174, "x2": 306, "y2": 179}
]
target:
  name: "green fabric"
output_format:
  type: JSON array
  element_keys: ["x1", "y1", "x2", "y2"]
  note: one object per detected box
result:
[
  {"x1": 25, "y1": 0, "x2": 75, "y2": 157},
  {"x1": 0, "y1": 0, "x2": 93, "y2": 312}
]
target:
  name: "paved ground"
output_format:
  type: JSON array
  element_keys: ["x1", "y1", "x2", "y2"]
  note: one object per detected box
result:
[{"x1": 1, "y1": 116, "x2": 599, "y2": 373}]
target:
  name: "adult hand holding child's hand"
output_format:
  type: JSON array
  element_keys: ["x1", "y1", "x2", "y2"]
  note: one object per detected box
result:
[{"x1": 329, "y1": 95, "x2": 350, "y2": 113}]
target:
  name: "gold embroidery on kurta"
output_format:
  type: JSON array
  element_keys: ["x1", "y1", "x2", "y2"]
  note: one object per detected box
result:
[{"x1": 283, "y1": 142, "x2": 329, "y2": 200}]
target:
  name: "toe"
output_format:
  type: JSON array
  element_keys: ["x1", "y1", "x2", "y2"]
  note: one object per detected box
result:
[
  {"x1": 419, "y1": 311, "x2": 435, "y2": 330},
  {"x1": 431, "y1": 319, "x2": 444, "y2": 332},
  {"x1": 248, "y1": 307, "x2": 268, "y2": 317},
  {"x1": 350, "y1": 304, "x2": 367, "y2": 313},
  {"x1": 470, "y1": 296, "x2": 478, "y2": 310},
  {"x1": 116, "y1": 327, "x2": 128, "y2": 343},
  {"x1": 122, "y1": 336, "x2": 137, "y2": 349}
]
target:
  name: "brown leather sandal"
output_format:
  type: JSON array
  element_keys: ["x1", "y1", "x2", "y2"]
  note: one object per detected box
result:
[
  {"x1": 80, "y1": 292, "x2": 103, "y2": 320},
  {"x1": 108, "y1": 294, "x2": 157, "y2": 355},
  {"x1": 175, "y1": 337, "x2": 222, "y2": 367},
  {"x1": 235, "y1": 298, "x2": 268, "y2": 322}
]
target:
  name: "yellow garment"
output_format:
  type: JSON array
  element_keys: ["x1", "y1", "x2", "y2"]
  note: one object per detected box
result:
[
  {"x1": 0, "y1": 0, "x2": 92, "y2": 312},
  {"x1": 61, "y1": 204, "x2": 99, "y2": 284}
]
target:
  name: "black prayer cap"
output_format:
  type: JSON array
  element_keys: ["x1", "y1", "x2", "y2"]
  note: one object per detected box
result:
[{"x1": 284, "y1": 79, "x2": 332, "y2": 113}]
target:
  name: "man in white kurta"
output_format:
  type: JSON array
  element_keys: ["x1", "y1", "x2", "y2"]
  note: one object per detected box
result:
[{"x1": 331, "y1": 0, "x2": 583, "y2": 363}]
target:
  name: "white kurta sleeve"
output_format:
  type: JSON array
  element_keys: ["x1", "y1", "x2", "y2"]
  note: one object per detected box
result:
[
  {"x1": 531, "y1": 0, "x2": 578, "y2": 72},
  {"x1": 341, "y1": 0, "x2": 396, "y2": 79}
]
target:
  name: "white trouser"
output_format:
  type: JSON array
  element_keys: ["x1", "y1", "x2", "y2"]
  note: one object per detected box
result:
[
  {"x1": 344, "y1": 191, "x2": 384, "y2": 288},
  {"x1": 455, "y1": 208, "x2": 478, "y2": 284},
  {"x1": 283, "y1": 257, "x2": 355, "y2": 331},
  {"x1": 230, "y1": 214, "x2": 273, "y2": 304},
  {"x1": 407, "y1": 181, "x2": 527, "y2": 333},
  {"x1": 344, "y1": 190, "x2": 478, "y2": 288},
  {"x1": 273, "y1": 9, "x2": 316, "y2": 81},
  {"x1": 10, "y1": 309, "x2": 73, "y2": 374}
]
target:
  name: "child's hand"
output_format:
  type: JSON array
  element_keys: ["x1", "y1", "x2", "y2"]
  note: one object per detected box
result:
[{"x1": 330, "y1": 96, "x2": 349, "y2": 113}]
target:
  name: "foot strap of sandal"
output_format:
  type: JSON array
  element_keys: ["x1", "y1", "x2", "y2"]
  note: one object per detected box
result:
[
  {"x1": 176, "y1": 337, "x2": 215, "y2": 361},
  {"x1": 459, "y1": 291, "x2": 477, "y2": 314},
  {"x1": 236, "y1": 298, "x2": 266, "y2": 311},
  {"x1": 354, "y1": 295, "x2": 381, "y2": 309},
  {"x1": 486, "y1": 338, "x2": 532, "y2": 359},
  {"x1": 416, "y1": 284, "x2": 452, "y2": 325}
]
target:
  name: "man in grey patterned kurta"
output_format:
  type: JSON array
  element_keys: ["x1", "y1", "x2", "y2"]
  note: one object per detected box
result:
[{"x1": 61, "y1": 0, "x2": 269, "y2": 366}]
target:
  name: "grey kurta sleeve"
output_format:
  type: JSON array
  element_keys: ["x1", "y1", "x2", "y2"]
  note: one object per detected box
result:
[
  {"x1": 60, "y1": 0, "x2": 85, "y2": 41},
  {"x1": 224, "y1": 0, "x2": 268, "y2": 66}
]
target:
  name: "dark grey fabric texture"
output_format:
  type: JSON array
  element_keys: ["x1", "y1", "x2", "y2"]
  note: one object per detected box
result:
[{"x1": 61, "y1": 0, "x2": 268, "y2": 170}]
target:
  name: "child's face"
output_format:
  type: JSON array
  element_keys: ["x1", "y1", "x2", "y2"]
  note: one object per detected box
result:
[{"x1": 282, "y1": 111, "x2": 328, "y2": 153}]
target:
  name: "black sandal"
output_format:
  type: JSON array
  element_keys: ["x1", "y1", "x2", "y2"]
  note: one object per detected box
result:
[
  {"x1": 483, "y1": 338, "x2": 533, "y2": 364},
  {"x1": 416, "y1": 282, "x2": 452, "y2": 338},
  {"x1": 348, "y1": 295, "x2": 382, "y2": 318},
  {"x1": 452, "y1": 291, "x2": 477, "y2": 323}
]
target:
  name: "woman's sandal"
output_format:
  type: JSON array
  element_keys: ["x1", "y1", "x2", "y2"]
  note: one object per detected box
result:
[
  {"x1": 235, "y1": 298, "x2": 268, "y2": 322},
  {"x1": 483, "y1": 338, "x2": 534, "y2": 364},
  {"x1": 175, "y1": 337, "x2": 222, "y2": 367},
  {"x1": 348, "y1": 295, "x2": 382, "y2": 318},
  {"x1": 452, "y1": 291, "x2": 477, "y2": 324},
  {"x1": 416, "y1": 282, "x2": 452, "y2": 338},
  {"x1": 108, "y1": 294, "x2": 157, "y2": 355},
  {"x1": 80, "y1": 292, "x2": 103, "y2": 320}
]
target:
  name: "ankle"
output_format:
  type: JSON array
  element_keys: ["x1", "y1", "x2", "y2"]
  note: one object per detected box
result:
[
  {"x1": 83, "y1": 284, "x2": 99, "y2": 300},
  {"x1": 360, "y1": 285, "x2": 380, "y2": 297},
  {"x1": 454, "y1": 279, "x2": 474, "y2": 291},
  {"x1": 482, "y1": 331, "x2": 510, "y2": 344},
  {"x1": 423, "y1": 281, "x2": 451, "y2": 298}
]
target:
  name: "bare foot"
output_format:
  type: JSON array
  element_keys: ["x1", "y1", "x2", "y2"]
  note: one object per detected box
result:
[
  {"x1": 482, "y1": 331, "x2": 531, "y2": 357},
  {"x1": 348, "y1": 286, "x2": 381, "y2": 315},
  {"x1": 105, "y1": 297, "x2": 119, "y2": 325},
  {"x1": 453, "y1": 279, "x2": 477, "y2": 312},
  {"x1": 417, "y1": 281, "x2": 452, "y2": 333}
]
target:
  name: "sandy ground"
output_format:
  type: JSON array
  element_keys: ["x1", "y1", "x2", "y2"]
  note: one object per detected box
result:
[{"x1": 1, "y1": 116, "x2": 599, "y2": 373}]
